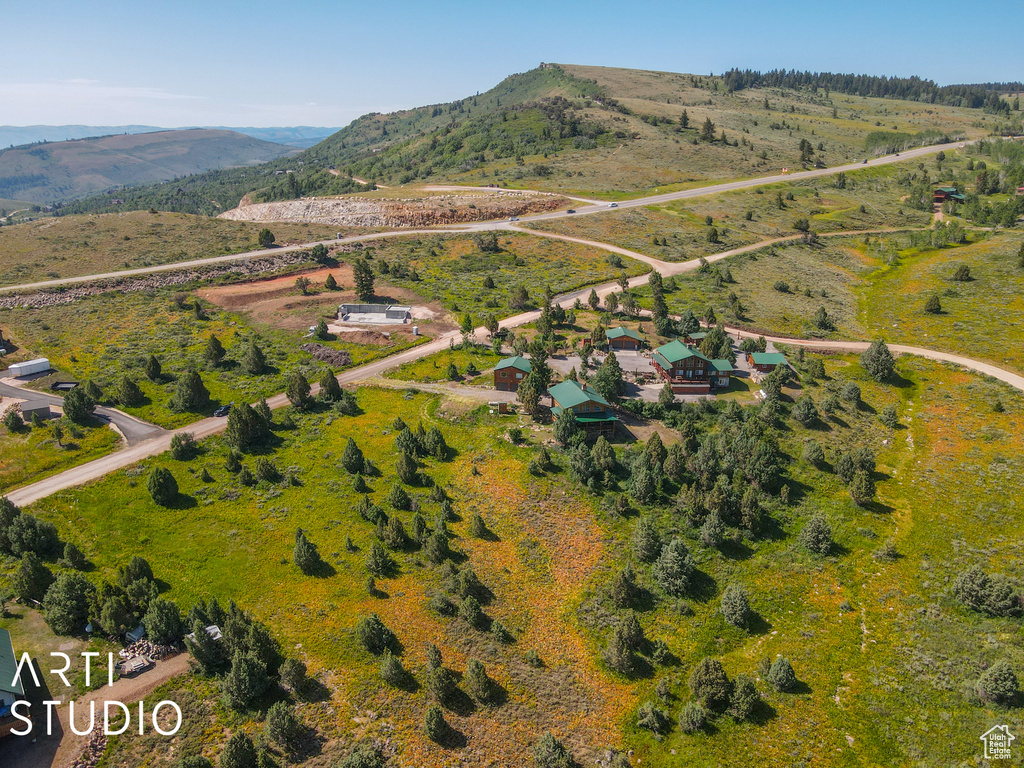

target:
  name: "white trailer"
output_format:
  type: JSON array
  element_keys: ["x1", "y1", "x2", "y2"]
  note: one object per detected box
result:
[{"x1": 7, "y1": 358, "x2": 51, "y2": 377}]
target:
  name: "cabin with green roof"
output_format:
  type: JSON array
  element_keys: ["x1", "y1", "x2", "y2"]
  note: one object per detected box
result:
[
  {"x1": 933, "y1": 186, "x2": 966, "y2": 204},
  {"x1": 652, "y1": 339, "x2": 713, "y2": 393},
  {"x1": 604, "y1": 326, "x2": 644, "y2": 350},
  {"x1": 748, "y1": 351, "x2": 788, "y2": 372},
  {"x1": 548, "y1": 380, "x2": 618, "y2": 438},
  {"x1": 493, "y1": 356, "x2": 531, "y2": 392},
  {"x1": 0, "y1": 627, "x2": 25, "y2": 738}
]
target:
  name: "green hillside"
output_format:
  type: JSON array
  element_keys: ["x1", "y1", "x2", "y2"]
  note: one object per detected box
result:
[
  {"x1": 57, "y1": 64, "x2": 1023, "y2": 216},
  {"x1": 0, "y1": 128, "x2": 296, "y2": 203}
]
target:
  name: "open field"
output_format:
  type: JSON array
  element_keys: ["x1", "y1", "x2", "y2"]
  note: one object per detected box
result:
[
  {"x1": 526, "y1": 156, "x2": 947, "y2": 261},
  {"x1": 8, "y1": 353, "x2": 1024, "y2": 766},
  {"x1": 0, "y1": 210, "x2": 346, "y2": 287},
  {"x1": 386, "y1": 345, "x2": 505, "y2": 383},
  {"x1": 0, "y1": 415, "x2": 121, "y2": 494},
  {"x1": 0, "y1": 281, "x2": 426, "y2": 429},
  {"x1": 859, "y1": 232, "x2": 1024, "y2": 375},
  {"x1": 357, "y1": 231, "x2": 649, "y2": 317},
  {"x1": 17, "y1": 387, "x2": 632, "y2": 767}
]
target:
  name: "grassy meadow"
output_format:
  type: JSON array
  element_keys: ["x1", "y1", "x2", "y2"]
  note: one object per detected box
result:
[
  {"x1": 0, "y1": 210, "x2": 345, "y2": 287},
  {"x1": 0, "y1": 416, "x2": 121, "y2": 494},
  {"x1": 6, "y1": 350, "x2": 1024, "y2": 766},
  {"x1": 386, "y1": 345, "x2": 505, "y2": 383},
  {"x1": 357, "y1": 231, "x2": 648, "y2": 317},
  {"x1": 0, "y1": 287, "x2": 424, "y2": 429}
]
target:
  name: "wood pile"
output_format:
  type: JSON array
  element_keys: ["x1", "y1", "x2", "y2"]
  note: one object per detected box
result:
[
  {"x1": 120, "y1": 639, "x2": 178, "y2": 661},
  {"x1": 300, "y1": 343, "x2": 353, "y2": 367}
]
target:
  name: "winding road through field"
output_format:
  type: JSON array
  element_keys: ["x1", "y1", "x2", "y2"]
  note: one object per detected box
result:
[{"x1": 5, "y1": 137, "x2": 1024, "y2": 507}]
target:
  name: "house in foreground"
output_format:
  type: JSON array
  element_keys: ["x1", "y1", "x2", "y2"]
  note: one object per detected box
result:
[
  {"x1": 548, "y1": 380, "x2": 617, "y2": 438},
  {"x1": 652, "y1": 340, "x2": 713, "y2": 394},
  {"x1": 0, "y1": 627, "x2": 25, "y2": 738},
  {"x1": 493, "y1": 356, "x2": 531, "y2": 392}
]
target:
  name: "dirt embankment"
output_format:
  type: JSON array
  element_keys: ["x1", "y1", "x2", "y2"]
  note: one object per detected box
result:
[{"x1": 218, "y1": 192, "x2": 568, "y2": 228}]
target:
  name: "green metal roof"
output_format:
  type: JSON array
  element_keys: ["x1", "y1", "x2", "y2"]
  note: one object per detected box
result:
[
  {"x1": 653, "y1": 339, "x2": 710, "y2": 365},
  {"x1": 687, "y1": 331, "x2": 708, "y2": 340},
  {"x1": 606, "y1": 327, "x2": 643, "y2": 342},
  {"x1": 936, "y1": 186, "x2": 959, "y2": 193},
  {"x1": 494, "y1": 356, "x2": 531, "y2": 372},
  {"x1": 751, "y1": 352, "x2": 787, "y2": 365},
  {"x1": 548, "y1": 379, "x2": 610, "y2": 410},
  {"x1": 710, "y1": 359, "x2": 733, "y2": 373},
  {"x1": 0, "y1": 627, "x2": 24, "y2": 697}
]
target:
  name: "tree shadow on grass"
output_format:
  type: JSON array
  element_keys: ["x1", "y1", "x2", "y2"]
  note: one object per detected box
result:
[
  {"x1": 720, "y1": 538, "x2": 754, "y2": 561},
  {"x1": 688, "y1": 569, "x2": 718, "y2": 605},
  {"x1": 166, "y1": 493, "x2": 197, "y2": 510},
  {"x1": 747, "y1": 611, "x2": 773, "y2": 636},
  {"x1": 296, "y1": 677, "x2": 332, "y2": 703},
  {"x1": 749, "y1": 697, "x2": 778, "y2": 725},
  {"x1": 442, "y1": 688, "x2": 478, "y2": 717},
  {"x1": 306, "y1": 560, "x2": 337, "y2": 578},
  {"x1": 437, "y1": 725, "x2": 468, "y2": 750}
]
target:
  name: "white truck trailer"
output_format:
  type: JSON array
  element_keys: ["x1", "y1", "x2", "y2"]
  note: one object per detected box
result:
[{"x1": 7, "y1": 358, "x2": 50, "y2": 377}]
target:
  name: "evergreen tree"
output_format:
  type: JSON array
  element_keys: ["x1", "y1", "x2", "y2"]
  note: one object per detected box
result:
[
  {"x1": 728, "y1": 674, "x2": 760, "y2": 720},
  {"x1": 355, "y1": 612, "x2": 395, "y2": 654},
  {"x1": 365, "y1": 542, "x2": 395, "y2": 576},
  {"x1": 610, "y1": 563, "x2": 640, "y2": 608},
  {"x1": 62, "y1": 387, "x2": 95, "y2": 425},
  {"x1": 653, "y1": 538, "x2": 694, "y2": 597},
  {"x1": 424, "y1": 703, "x2": 448, "y2": 742},
  {"x1": 171, "y1": 370, "x2": 210, "y2": 413},
  {"x1": 924, "y1": 294, "x2": 942, "y2": 314},
  {"x1": 143, "y1": 597, "x2": 184, "y2": 645},
  {"x1": 533, "y1": 732, "x2": 572, "y2": 768},
  {"x1": 219, "y1": 732, "x2": 258, "y2": 768},
  {"x1": 593, "y1": 352, "x2": 624, "y2": 401},
  {"x1": 241, "y1": 342, "x2": 268, "y2": 375},
  {"x1": 860, "y1": 339, "x2": 895, "y2": 382},
  {"x1": 147, "y1": 466, "x2": 178, "y2": 506},
  {"x1": 264, "y1": 701, "x2": 302, "y2": 747},
  {"x1": 186, "y1": 619, "x2": 224, "y2": 673},
  {"x1": 319, "y1": 369, "x2": 343, "y2": 401},
  {"x1": 324, "y1": 272, "x2": 338, "y2": 290},
  {"x1": 464, "y1": 658, "x2": 491, "y2": 702},
  {"x1": 222, "y1": 651, "x2": 271, "y2": 709},
  {"x1": 279, "y1": 657, "x2": 307, "y2": 691},
  {"x1": 342, "y1": 438, "x2": 365, "y2": 474},
  {"x1": 632, "y1": 518, "x2": 661, "y2": 562},
  {"x1": 204, "y1": 335, "x2": 226, "y2": 367},
  {"x1": 767, "y1": 657, "x2": 797, "y2": 691},
  {"x1": 679, "y1": 700, "x2": 707, "y2": 732},
  {"x1": 144, "y1": 354, "x2": 163, "y2": 382},
  {"x1": 591, "y1": 436, "x2": 617, "y2": 473},
  {"x1": 43, "y1": 572, "x2": 94, "y2": 635},
  {"x1": 224, "y1": 403, "x2": 270, "y2": 452},
  {"x1": 849, "y1": 470, "x2": 875, "y2": 506},
  {"x1": 353, "y1": 259, "x2": 375, "y2": 300},
  {"x1": 720, "y1": 584, "x2": 751, "y2": 628},
  {"x1": 117, "y1": 376, "x2": 145, "y2": 406},
  {"x1": 799, "y1": 514, "x2": 833, "y2": 554},
  {"x1": 286, "y1": 371, "x2": 312, "y2": 410},
  {"x1": 553, "y1": 408, "x2": 581, "y2": 446},
  {"x1": 689, "y1": 657, "x2": 732, "y2": 710},
  {"x1": 977, "y1": 661, "x2": 1019, "y2": 705},
  {"x1": 293, "y1": 529, "x2": 324, "y2": 575},
  {"x1": 516, "y1": 372, "x2": 542, "y2": 414}
]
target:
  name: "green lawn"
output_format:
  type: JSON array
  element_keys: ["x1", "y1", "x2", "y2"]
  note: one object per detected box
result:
[{"x1": 386, "y1": 345, "x2": 505, "y2": 383}]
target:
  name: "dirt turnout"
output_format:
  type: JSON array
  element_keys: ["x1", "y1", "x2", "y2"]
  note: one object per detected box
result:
[{"x1": 219, "y1": 191, "x2": 569, "y2": 228}]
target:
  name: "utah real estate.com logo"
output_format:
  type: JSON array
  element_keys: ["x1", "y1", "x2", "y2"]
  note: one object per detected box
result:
[{"x1": 981, "y1": 725, "x2": 1015, "y2": 760}]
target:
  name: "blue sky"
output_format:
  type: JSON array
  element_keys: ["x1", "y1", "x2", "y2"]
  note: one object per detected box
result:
[{"x1": 2, "y1": 0, "x2": 1021, "y2": 127}]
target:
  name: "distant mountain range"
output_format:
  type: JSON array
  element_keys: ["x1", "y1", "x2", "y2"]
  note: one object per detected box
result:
[
  {"x1": 0, "y1": 128, "x2": 299, "y2": 203},
  {"x1": 0, "y1": 125, "x2": 340, "y2": 150}
]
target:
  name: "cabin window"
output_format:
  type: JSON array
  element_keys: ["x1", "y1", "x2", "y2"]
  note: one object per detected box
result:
[{"x1": 516, "y1": 372, "x2": 523, "y2": 379}]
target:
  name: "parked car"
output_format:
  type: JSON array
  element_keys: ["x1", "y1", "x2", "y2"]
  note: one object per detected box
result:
[
  {"x1": 567, "y1": 209, "x2": 576, "y2": 214},
  {"x1": 609, "y1": 202, "x2": 619, "y2": 208},
  {"x1": 213, "y1": 404, "x2": 232, "y2": 417},
  {"x1": 509, "y1": 217, "x2": 519, "y2": 222}
]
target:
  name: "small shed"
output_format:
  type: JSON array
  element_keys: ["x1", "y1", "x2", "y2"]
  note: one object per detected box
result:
[
  {"x1": 19, "y1": 401, "x2": 51, "y2": 421},
  {"x1": 748, "y1": 352, "x2": 788, "y2": 373},
  {"x1": 126, "y1": 624, "x2": 146, "y2": 643},
  {"x1": 185, "y1": 624, "x2": 223, "y2": 644},
  {"x1": 605, "y1": 327, "x2": 644, "y2": 350}
]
